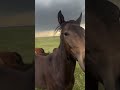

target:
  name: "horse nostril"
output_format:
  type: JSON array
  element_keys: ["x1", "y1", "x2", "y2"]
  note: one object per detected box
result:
[{"x1": 64, "y1": 32, "x2": 69, "y2": 36}]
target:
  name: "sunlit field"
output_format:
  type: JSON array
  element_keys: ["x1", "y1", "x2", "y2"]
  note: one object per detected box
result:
[{"x1": 35, "y1": 36, "x2": 85, "y2": 90}]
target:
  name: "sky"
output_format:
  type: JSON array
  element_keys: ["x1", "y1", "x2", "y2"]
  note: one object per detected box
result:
[
  {"x1": 35, "y1": 0, "x2": 85, "y2": 32},
  {"x1": 0, "y1": 0, "x2": 119, "y2": 28},
  {"x1": 0, "y1": 0, "x2": 34, "y2": 27}
]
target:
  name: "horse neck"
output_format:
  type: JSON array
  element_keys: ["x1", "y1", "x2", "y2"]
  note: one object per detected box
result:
[
  {"x1": 53, "y1": 42, "x2": 69, "y2": 64},
  {"x1": 51, "y1": 41, "x2": 76, "y2": 76}
]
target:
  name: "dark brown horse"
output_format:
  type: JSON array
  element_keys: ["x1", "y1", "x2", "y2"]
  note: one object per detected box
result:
[
  {"x1": 0, "y1": 52, "x2": 24, "y2": 65},
  {"x1": 86, "y1": 0, "x2": 120, "y2": 25},
  {"x1": 53, "y1": 48, "x2": 58, "y2": 52},
  {"x1": 86, "y1": 0, "x2": 120, "y2": 90},
  {"x1": 0, "y1": 65, "x2": 34, "y2": 90},
  {"x1": 35, "y1": 48, "x2": 45, "y2": 55},
  {"x1": 35, "y1": 10, "x2": 85, "y2": 90},
  {"x1": 35, "y1": 48, "x2": 49, "y2": 56},
  {"x1": 0, "y1": 52, "x2": 33, "y2": 72}
]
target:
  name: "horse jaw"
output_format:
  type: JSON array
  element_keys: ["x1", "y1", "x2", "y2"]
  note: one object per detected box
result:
[{"x1": 77, "y1": 53, "x2": 85, "y2": 72}]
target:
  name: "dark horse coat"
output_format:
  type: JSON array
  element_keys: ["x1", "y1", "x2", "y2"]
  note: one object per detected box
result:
[
  {"x1": 86, "y1": 0, "x2": 120, "y2": 90},
  {"x1": 0, "y1": 52, "x2": 24, "y2": 65},
  {"x1": 0, "y1": 65, "x2": 34, "y2": 90},
  {"x1": 35, "y1": 52, "x2": 76, "y2": 90}
]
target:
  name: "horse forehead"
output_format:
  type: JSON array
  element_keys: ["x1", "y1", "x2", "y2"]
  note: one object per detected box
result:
[
  {"x1": 64, "y1": 24, "x2": 85, "y2": 39},
  {"x1": 64, "y1": 23, "x2": 78, "y2": 30}
]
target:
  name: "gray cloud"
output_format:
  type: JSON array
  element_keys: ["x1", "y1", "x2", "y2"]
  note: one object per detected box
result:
[
  {"x1": 0, "y1": 0, "x2": 34, "y2": 26},
  {"x1": 0, "y1": 0, "x2": 34, "y2": 16},
  {"x1": 35, "y1": 0, "x2": 85, "y2": 32}
]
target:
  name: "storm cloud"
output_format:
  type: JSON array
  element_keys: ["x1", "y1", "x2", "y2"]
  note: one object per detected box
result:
[
  {"x1": 35, "y1": 0, "x2": 85, "y2": 32},
  {"x1": 0, "y1": 0, "x2": 34, "y2": 26},
  {"x1": 0, "y1": 0, "x2": 34, "y2": 16}
]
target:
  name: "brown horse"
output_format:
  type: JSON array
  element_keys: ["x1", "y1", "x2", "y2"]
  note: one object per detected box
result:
[
  {"x1": 0, "y1": 52, "x2": 33, "y2": 72},
  {"x1": 0, "y1": 52, "x2": 24, "y2": 65},
  {"x1": 35, "y1": 48, "x2": 45, "y2": 55},
  {"x1": 53, "y1": 48, "x2": 58, "y2": 52},
  {"x1": 35, "y1": 48, "x2": 49, "y2": 56},
  {"x1": 35, "y1": 10, "x2": 85, "y2": 90},
  {"x1": 0, "y1": 65, "x2": 34, "y2": 90},
  {"x1": 86, "y1": 0, "x2": 120, "y2": 25},
  {"x1": 86, "y1": 0, "x2": 120, "y2": 90}
]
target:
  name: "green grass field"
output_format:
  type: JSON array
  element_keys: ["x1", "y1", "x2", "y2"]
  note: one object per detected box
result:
[
  {"x1": 35, "y1": 36, "x2": 85, "y2": 90},
  {"x1": 0, "y1": 26, "x2": 34, "y2": 63}
]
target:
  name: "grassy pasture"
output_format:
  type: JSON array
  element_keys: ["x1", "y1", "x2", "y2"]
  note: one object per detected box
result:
[{"x1": 35, "y1": 36, "x2": 85, "y2": 90}]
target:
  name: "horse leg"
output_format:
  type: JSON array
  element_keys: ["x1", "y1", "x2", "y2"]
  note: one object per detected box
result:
[{"x1": 86, "y1": 72, "x2": 98, "y2": 90}]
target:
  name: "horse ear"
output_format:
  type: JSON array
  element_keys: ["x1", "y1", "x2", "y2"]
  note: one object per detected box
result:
[
  {"x1": 58, "y1": 10, "x2": 65, "y2": 25},
  {"x1": 76, "y1": 13, "x2": 82, "y2": 24}
]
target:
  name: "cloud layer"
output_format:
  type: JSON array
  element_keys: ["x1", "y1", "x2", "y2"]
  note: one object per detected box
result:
[
  {"x1": 0, "y1": 0, "x2": 34, "y2": 16},
  {"x1": 35, "y1": 0, "x2": 85, "y2": 32},
  {"x1": 0, "y1": 0, "x2": 34, "y2": 26}
]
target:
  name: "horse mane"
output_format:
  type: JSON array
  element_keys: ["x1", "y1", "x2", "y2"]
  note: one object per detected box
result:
[{"x1": 54, "y1": 23, "x2": 65, "y2": 35}]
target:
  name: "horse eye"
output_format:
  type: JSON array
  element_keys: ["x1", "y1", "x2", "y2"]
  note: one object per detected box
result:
[{"x1": 64, "y1": 32, "x2": 69, "y2": 36}]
